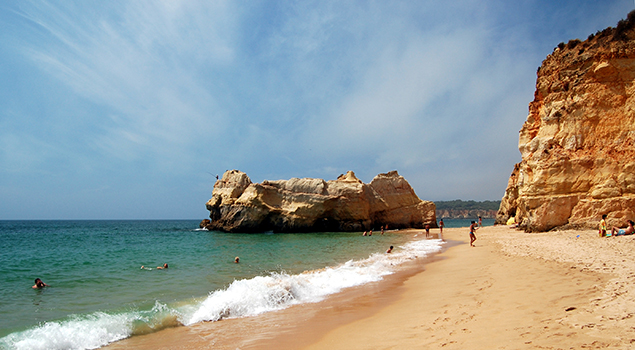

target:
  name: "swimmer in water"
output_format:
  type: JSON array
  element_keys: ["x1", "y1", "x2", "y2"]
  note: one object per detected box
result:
[
  {"x1": 32, "y1": 278, "x2": 48, "y2": 289},
  {"x1": 234, "y1": 257, "x2": 240, "y2": 263},
  {"x1": 386, "y1": 246, "x2": 393, "y2": 253},
  {"x1": 141, "y1": 263, "x2": 168, "y2": 270}
]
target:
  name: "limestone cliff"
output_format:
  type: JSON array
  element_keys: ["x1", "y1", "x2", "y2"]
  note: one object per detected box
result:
[
  {"x1": 205, "y1": 170, "x2": 436, "y2": 233},
  {"x1": 496, "y1": 12, "x2": 635, "y2": 231}
]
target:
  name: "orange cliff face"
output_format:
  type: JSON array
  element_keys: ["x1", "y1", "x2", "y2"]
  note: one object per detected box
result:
[{"x1": 496, "y1": 14, "x2": 635, "y2": 232}]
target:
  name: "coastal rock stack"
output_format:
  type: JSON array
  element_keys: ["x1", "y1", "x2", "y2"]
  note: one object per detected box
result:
[
  {"x1": 496, "y1": 12, "x2": 635, "y2": 232},
  {"x1": 205, "y1": 170, "x2": 436, "y2": 233}
]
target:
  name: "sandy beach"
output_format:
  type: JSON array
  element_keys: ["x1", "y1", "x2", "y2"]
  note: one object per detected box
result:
[
  {"x1": 299, "y1": 226, "x2": 635, "y2": 349},
  {"x1": 106, "y1": 225, "x2": 635, "y2": 349}
]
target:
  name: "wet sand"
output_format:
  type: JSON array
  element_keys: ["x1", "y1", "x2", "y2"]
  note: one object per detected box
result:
[{"x1": 106, "y1": 226, "x2": 635, "y2": 349}]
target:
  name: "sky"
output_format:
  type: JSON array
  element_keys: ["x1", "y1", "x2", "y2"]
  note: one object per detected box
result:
[{"x1": 1, "y1": 0, "x2": 633, "y2": 220}]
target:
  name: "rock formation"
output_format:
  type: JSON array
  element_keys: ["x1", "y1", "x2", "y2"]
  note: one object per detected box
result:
[
  {"x1": 205, "y1": 170, "x2": 436, "y2": 233},
  {"x1": 496, "y1": 13, "x2": 635, "y2": 232}
]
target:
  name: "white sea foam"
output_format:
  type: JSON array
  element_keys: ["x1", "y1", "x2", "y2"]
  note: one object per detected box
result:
[
  {"x1": 0, "y1": 238, "x2": 444, "y2": 350},
  {"x1": 182, "y1": 237, "x2": 444, "y2": 325},
  {"x1": 0, "y1": 302, "x2": 178, "y2": 350},
  {"x1": 1, "y1": 312, "x2": 131, "y2": 350}
]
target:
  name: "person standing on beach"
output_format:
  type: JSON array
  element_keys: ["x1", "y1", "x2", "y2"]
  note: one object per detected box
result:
[
  {"x1": 425, "y1": 224, "x2": 430, "y2": 238},
  {"x1": 599, "y1": 214, "x2": 608, "y2": 237},
  {"x1": 439, "y1": 219, "x2": 444, "y2": 234},
  {"x1": 469, "y1": 221, "x2": 478, "y2": 247},
  {"x1": 478, "y1": 216, "x2": 482, "y2": 227}
]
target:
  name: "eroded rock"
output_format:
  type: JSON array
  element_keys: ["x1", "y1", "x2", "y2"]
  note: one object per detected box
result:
[
  {"x1": 497, "y1": 16, "x2": 635, "y2": 231},
  {"x1": 205, "y1": 170, "x2": 436, "y2": 233}
]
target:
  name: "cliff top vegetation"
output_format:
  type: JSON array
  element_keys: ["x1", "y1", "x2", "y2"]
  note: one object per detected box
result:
[{"x1": 435, "y1": 200, "x2": 501, "y2": 211}]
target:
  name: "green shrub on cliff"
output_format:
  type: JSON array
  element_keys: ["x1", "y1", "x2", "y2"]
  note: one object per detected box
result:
[{"x1": 434, "y1": 200, "x2": 501, "y2": 211}]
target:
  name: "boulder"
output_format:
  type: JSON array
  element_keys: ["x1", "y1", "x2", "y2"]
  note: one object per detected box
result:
[
  {"x1": 199, "y1": 219, "x2": 211, "y2": 229},
  {"x1": 205, "y1": 170, "x2": 436, "y2": 233}
]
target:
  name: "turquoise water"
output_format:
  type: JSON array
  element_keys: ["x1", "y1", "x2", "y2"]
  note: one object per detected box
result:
[{"x1": 0, "y1": 220, "x2": 469, "y2": 350}]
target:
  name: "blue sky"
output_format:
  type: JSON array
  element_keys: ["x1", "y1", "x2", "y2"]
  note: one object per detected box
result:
[{"x1": 0, "y1": 1, "x2": 633, "y2": 220}]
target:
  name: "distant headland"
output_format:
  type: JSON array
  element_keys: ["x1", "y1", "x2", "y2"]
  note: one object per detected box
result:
[{"x1": 435, "y1": 200, "x2": 500, "y2": 219}]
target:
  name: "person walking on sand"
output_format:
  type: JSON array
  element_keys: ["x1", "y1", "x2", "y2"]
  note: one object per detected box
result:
[
  {"x1": 599, "y1": 214, "x2": 608, "y2": 237},
  {"x1": 469, "y1": 221, "x2": 478, "y2": 247},
  {"x1": 478, "y1": 216, "x2": 482, "y2": 228},
  {"x1": 32, "y1": 278, "x2": 48, "y2": 289}
]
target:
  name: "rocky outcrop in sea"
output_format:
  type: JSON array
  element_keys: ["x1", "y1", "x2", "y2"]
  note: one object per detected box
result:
[
  {"x1": 204, "y1": 170, "x2": 436, "y2": 233},
  {"x1": 496, "y1": 12, "x2": 635, "y2": 231}
]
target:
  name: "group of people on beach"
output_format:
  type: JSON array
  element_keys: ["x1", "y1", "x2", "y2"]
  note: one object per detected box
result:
[
  {"x1": 382, "y1": 219, "x2": 451, "y2": 254},
  {"x1": 599, "y1": 214, "x2": 635, "y2": 237},
  {"x1": 362, "y1": 225, "x2": 388, "y2": 236}
]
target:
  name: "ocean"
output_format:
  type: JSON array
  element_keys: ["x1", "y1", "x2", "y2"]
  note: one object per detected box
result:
[{"x1": 0, "y1": 219, "x2": 490, "y2": 350}]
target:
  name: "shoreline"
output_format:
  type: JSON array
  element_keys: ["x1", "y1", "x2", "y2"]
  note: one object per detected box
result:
[
  {"x1": 104, "y1": 229, "x2": 445, "y2": 350},
  {"x1": 301, "y1": 226, "x2": 635, "y2": 349},
  {"x1": 106, "y1": 225, "x2": 635, "y2": 349}
]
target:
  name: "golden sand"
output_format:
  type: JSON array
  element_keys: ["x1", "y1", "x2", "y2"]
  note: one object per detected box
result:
[{"x1": 106, "y1": 226, "x2": 635, "y2": 349}]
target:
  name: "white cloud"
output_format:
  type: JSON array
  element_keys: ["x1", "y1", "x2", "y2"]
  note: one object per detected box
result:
[
  {"x1": 15, "y1": 1, "x2": 237, "y2": 165},
  {"x1": 1, "y1": 0, "x2": 634, "y2": 218}
]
